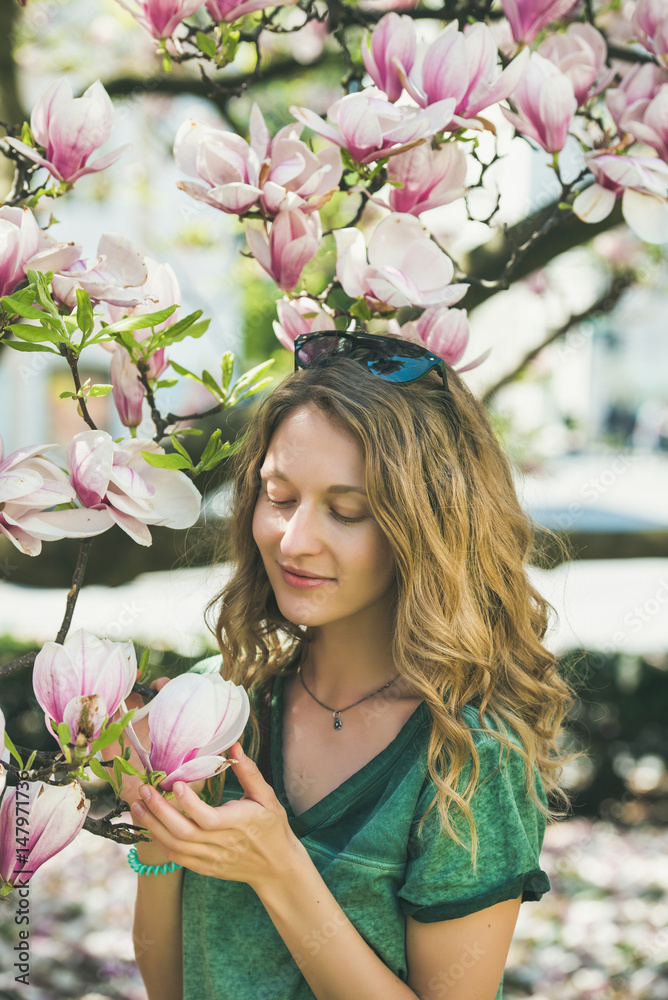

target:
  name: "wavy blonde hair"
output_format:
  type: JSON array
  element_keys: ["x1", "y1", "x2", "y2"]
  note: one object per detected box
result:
[{"x1": 207, "y1": 357, "x2": 577, "y2": 864}]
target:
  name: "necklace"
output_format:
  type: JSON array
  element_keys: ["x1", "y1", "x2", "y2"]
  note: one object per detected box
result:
[{"x1": 298, "y1": 664, "x2": 400, "y2": 730}]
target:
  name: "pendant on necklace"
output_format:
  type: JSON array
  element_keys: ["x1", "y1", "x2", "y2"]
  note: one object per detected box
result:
[{"x1": 333, "y1": 713, "x2": 342, "y2": 730}]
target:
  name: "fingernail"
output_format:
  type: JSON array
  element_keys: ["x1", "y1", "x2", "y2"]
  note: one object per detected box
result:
[
  {"x1": 139, "y1": 785, "x2": 151, "y2": 801},
  {"x1": 131, "y1": 802, "x2": 145, "y2": 817},
  {"x1": 174, "y1": 782, "x2": 184, "y2": 797}
]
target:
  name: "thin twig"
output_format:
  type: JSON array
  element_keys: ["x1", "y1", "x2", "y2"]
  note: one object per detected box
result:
[{"x1": 61, "y1": 346, "x2": 97, "y2": 431}]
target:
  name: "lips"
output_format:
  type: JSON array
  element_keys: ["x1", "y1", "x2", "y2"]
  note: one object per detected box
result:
[{"x1": 279, "y1": 564, "x2": 332, "y2": 580}]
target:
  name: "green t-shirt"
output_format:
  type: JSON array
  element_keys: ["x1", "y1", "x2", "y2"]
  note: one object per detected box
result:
[{"x1": 182, "y1": 673, "x2": 550, "y2": 1000}]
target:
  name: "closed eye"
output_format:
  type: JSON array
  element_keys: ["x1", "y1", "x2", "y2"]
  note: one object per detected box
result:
[{"x1": 266, "y1": 497, "x2": 365, "y2": 524}]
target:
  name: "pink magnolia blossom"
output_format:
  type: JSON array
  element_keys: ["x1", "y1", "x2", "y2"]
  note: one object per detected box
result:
[
  {"x1": 334, "y1": 213, "x2": 466, "y2": 311},
  {"x1": 115, "y1": 0, "x2": 203, "y2": 39},
  {"x1": 123, "y1": 672, "x2": 250, "y2": 791},
  {"x1": 175, "y1": 107, "x2": 341, "y2": 217},
  {"x1": 5, "y1": 79, "x2": 126, "y2": 185},
  {"x1": 68, "y1": 430, "x2": 201, "y2": 546},
  {"x1": 401, "y1": 21, "x2": 529, "y2": 129},
  {"x1": 110, "y1": 349, "x2": 146, "y2": 428},
  {"x1": 206, "y1": 0, "x2": 297, "y2": 22},
  {"x1": 501, "y1": 0, "x2": 580, "y2": 46},
  {"x1": 33, "y1": 629, "x2": 136, "y2": 755},
  {"x1": 502, "y1": 52, "x2": 576, "y2": 154},
  {"x1": 0, "y1": 438, "x2": 111, "y2": 556},
  {"x1": 633, "y1": 0, "x2": 668, "y2": 69},
  {"x1": 616, "y1": 84, "x2": 668, "y2": 162},
  {"x1": 246, "y1": 209, "x2": 321, "y2": 291},
  {"x1": 573, "y1": 153, "x2": 668, "y2": 244},
  {"x1": 175, "y1": 119, "x2": 263, "y2": 215},
  {"x1": 392, "y1": 302, "x2": 492, "y2": 373},
  {"x1": 272, "y1": 296, "x2": 336, "y2": 351},
  {"x1": 538, "y1": 23, "x2": 614, "y2": 107},
  {"x1": 388, "y1": 142, "x2": 467, "y2": 216},
  {"x1": 606, "y1": 64, "x2": 668, "y2": 135},
  {"x1": 0, "y1": 206, "x2": 40, "y2": 298},
  {"x1": 290, "y1": 89, "x2": 456, "y2": 166},
  {"x1": 105, "y1": 257, "x2": 180, "y2": 428},
  {"x1": 361, "y1": 12, "x2": 417, "y2": 104},
  {"x1": 0, "y1": 780, "x2": 90, "y2": 890},
  {"x1": 27, "y1": 231, "x2": 148, "y2": 309}
]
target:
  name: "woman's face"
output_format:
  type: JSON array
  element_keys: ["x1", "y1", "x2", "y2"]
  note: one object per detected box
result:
[{"x1": 252, "y1": 405, "x2": 396, "y2": 628}]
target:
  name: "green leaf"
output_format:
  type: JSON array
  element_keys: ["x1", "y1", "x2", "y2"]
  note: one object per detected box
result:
[
  {"x1": 25, "y1": 750, "x2": 38, "y2": 770},
  {"x1": 28, "y1": 270, "x2": 59, "y2": 317},
  {"x1": 59, "y1": 391, "x2": 77, "y2": 399},
  {"x1": 228, "y1": 376, "x2": 273, "y2": 406},
  {"x1": 4, "y1": 340, "x2": 59, "y2": 354},
  {"x1": 90, "y1": 713, "x2": 136, "y2": 754},
  {"x1": 173, "y1": 427, "x2": 202, "y2": 437},
  {"x1": 137, "y1": 647, "x2": 151, "y2": 683},
  {"x1": 200, "y1": 428, "x2": 222, "y2": 466},
  {"x1": 56, "y1": 721, "x2": 72, "y2": 747},
  {"x1": 170, "y1": 435, "x2": 193, "y2": 466},
  {"x1": 20, "y1": 121, "x2": 32, "y2": 145},
  {"x1": 114, "y1": 756, "x2": 147, "y2": 779},
  {"x1": 169, "y1": 360, "x2": 201, "y2": 382},
  {"x1": 75, "y1": 288, "x2": 94, "y2": 338},
  {"x1": 154, "y1": 378, "x2": 179, "y2": 389},
  {"x1": 102, "y1": 305, "x2": 178, "y2": 336},
  {"x1": 221, "y1": 351, "x2": 234, "y2": 391},
  {"x1": 0, "y1": 291, "x2": 44, "y2": 320},
  {"x1": 4, "y1": 731, "x2": 24, "y2": 769},
  {"x1": 196, "y1": 30, "x2": 217, "y2": 57},
  {"x1": 88, "y1": 756, "x2": 114, "y2": 785},
  {"x1": 153, "y1": 313, "x2": 209, "y2": 349},
  {"x1": 148, "y1": 769, "x2": 167, "y2": 788},
  {"x1": 140, "y1": 450, "x2": 192, "y2": 470},
  {"x1": 10, "y1": 322, "x2": 64, "y2": 345},
  {"x1": 87, "y1": 383, "x2": 113, "y2": 397},
  {"x1": 349, "y1": 298, "x2": 373, "y2": 322},
  {"x1": 201, "y1": 369, "x2": 223, "y2": 400}
]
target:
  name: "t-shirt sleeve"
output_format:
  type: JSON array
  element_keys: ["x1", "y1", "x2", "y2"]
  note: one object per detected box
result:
[{"x1": 397, "y1": 737, "x2": 551, "y2": 923}]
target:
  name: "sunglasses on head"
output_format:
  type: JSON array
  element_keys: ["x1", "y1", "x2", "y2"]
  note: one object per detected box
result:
[{"x1": 293, "y1": 332, "x2": 448, "y2": 391}]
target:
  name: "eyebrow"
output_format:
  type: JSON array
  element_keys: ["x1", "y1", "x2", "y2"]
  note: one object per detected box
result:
[{"x1": 260, "y1": 468, "x2": 367, "y2": 496}]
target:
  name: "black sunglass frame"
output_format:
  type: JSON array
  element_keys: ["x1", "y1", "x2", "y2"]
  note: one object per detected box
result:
[{"x1": 293, "y1": 331, "x2": 448, "y2": 391}]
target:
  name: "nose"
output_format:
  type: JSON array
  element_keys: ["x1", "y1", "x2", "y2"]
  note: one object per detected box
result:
[{"x1": 279, "y1": 501, "x2": 324, "y2": 559}]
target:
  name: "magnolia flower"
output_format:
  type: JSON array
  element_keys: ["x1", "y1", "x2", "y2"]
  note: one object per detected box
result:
[
  {"x1": 27, "y1": 231, "x2": 148, "y2": 309},
  {"x1": 401, "y1": 21, "x2": 529, "y2": 129},
  {"x1": 334, "y1": 213, "x2": 466, "y2": 311},
  {"x1": 246, "y1": 210, "x2": 321, "y2": 291},
  {"x1": 290, "y1": 89, "x2": 456, "y2": 166},
  {"x1": 573, "y1": 153, "x2": 668, "y2": 244},
  {"x1": 115, "y1": 0, "x2": 203, "y2": 40},
  {"x1": 538, "y1": 23, "x2": 614, "y2": 107},
  {"x1": 609, "y1": 81, "x2": 668, "y2": 163},
  {"x1": 501, "y1": 0, "x2": 580, "y2": 46},
  {"x1": 5, "y1": 79, "x2": 126, "y2": 185},
  {"x1": 0, "y1": 206, "x2": 40, "y2": 299},
  {"x1": 0, "y1": 438, "x2": 111, "y2": 556},
  {"x1": 68, "y1": 430, "x2": 201, "y2": 545},
  {"x1": 0, "y1": 780, "x2": 90, "y2": 889},
  {"x1": 361, "y1": 12, "x2": 417, "y2": 104},
  {"x1": 633, "y1": 0, "x2": 668, "y2": 69},
  {"x1": 273, "y1": 296, "x2": 336, "y2": 351},
  {"x1": 123, "y1": 673, "x2": 250, "y2": 791},
  {"x1": 33, "y1": 629, "x2": 136, "y2": 756},
  {"x1": 502, "y1": 52, "x2": 576, "y2": 154},
  {"x1": 606, "y1": 64, "x2": 668, "y2": 136},
  {"x1": 175, "y1": 119, "x2": 263, "y2": 216},
  {"x1": 388, "y1": 142, "x2": 467, "y2": 216},
  {"x1": 106, "y1": 257, "x2": 180, "y2": 426},
  {"x1": 206, "y1": 0, "x2": 297, "y2": 22},
  {"x1": 175, "y1": 106, "x2": 341, "y2": 218}
]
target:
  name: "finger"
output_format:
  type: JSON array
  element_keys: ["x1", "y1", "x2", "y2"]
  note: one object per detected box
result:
[
  {"x1": 131, "y1": 785, "x2": 200, "y2": 847},
  {"x1": 150, "y1": 675, "x2": 171, "y2": 692},
  {"x1": 172, "y1": 781, "x2": 232, "y2": 831},
  {"x1": 228, "y1": 743, "x2": 276, "y2": 808}
]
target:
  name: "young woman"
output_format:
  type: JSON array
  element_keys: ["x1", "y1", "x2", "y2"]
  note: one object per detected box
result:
[{"x1": 123, "y1": 333, "x2": 575, "y2": 1000}]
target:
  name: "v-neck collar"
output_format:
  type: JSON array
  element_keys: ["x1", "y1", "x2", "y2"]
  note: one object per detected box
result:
[{"x1": 270, "y1": 672, "x2": 430, "y2": 837}]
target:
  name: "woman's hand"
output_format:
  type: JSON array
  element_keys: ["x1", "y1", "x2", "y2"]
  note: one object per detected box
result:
[{"x1": 129, "y1": 741, "x2": 306, "y2": 890}]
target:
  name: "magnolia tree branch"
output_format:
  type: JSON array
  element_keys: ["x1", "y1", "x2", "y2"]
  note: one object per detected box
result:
[{"x1": 482, "y1": 270, "x2": 636, "y2": 405}]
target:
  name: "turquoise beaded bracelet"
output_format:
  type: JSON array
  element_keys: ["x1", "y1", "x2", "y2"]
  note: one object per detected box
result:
[{"x1": 127, "y1": 845, "x2": 183, "y2": 876}]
